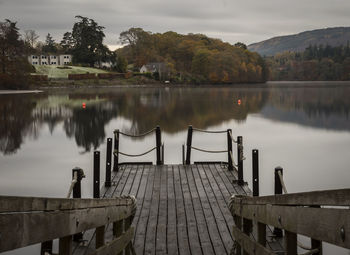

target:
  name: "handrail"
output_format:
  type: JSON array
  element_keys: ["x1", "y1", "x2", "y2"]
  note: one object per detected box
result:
[
  {"x1": 230, "y1": 189, "x2": 350, "y2": 254},
  {"x1": 0, "y1": 195, "x2": 137, "y2": 253}
]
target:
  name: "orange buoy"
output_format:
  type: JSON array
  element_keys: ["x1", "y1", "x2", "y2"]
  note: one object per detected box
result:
[
  {"x1": 82, "y1": 102, "x2": 86, "y2": 109},
  {"x1": 238, "y1": 99, "x2": 241, "y2": 105}
]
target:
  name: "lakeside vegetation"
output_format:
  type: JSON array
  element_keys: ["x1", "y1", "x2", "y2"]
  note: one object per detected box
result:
[
  {"x1": 117, "y1": 28, "x2": 268, "y2": 84},
  {"x1": 267, "y1": 44, "x2": 350, "y2": 81}
]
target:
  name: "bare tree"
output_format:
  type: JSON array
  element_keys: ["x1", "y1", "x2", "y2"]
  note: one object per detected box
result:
[{"x1": 24, "y1": 30, "x2": 39, "y2": 48}]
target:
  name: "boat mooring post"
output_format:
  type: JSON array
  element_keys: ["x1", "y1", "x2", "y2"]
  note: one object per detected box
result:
[
  {"x1": 113, "y1": 130, "x2": 119, "y2": 171},
  {"x1": 185, "y1": 125, "x2": 193, "y2": 165},
  {"x1": 156, "y1": 126, "x2": 162, "y2": 165},
  {"x1": 273, "y1": 166, "x2": 283, "y2": 237},
  {"x1": 105, "y1": 138, "x2": 112, "y2": 187},
  {"x1": 227, "y1": 129, "x2": 233, "y2": 171},
  {"x1": 72, "y1": 167, "x2": 84, "y2": 242},
  {"x1": 237, "y1": 136, "x2": 244, "y2": 185},
  {"x1": 94, "y1": 151, "x2": 100, "y2": 198},
  {"x1": 252, "y1": 149, "x2": 259, "y2": 196}
]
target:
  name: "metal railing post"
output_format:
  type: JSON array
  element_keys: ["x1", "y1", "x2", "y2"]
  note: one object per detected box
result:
[
  {"x1": 113, "y1": 130, "x2": 119, "y2": 171},
  {"x1": 237, "y1": 136, "x2": 244, "y2": 185},
  {"x1": 185, "y1": 126, "x2": 193, "y2": 165},
  {"x1": 105, "y1": 138, "x2": 112, "y2": 187},
  {"x1": 252, "y1": 149, "x2": 259, "y2": 196},
  {"x1": 227, "y1": 129, "x2": 233, "y2": 171},
  {"x1": 94, "y1": 151, "x2": 100, "y2": 198}
]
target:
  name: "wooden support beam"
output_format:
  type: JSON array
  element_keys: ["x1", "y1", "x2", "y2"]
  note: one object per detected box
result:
[
  {"x1": 257, "y1": 222, "x2": 266, "y2": 247},
  {"x1": 59, "y1": 235, "x2": 72, "y2": 255},
  {"x1": 96, "y1": 225, "x2": 105, "y2": 249},
  {"x1": 285, "y1": 230, "x2": 297, "y2": 255}
]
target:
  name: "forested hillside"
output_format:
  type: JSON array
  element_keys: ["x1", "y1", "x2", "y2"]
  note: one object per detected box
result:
[
  {"x1": 267, "y1": 44, "x2": 350, "y2": 80},
  {"x1": 117, "y1": 28, "x2": 268, "y2": 84},
  {"x1": 249, "y1": 27, "x2": 350, "y2": 56}
]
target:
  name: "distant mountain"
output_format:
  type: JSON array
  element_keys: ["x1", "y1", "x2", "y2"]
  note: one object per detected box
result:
[{"x1": 248, "y1": 27, "x2": 350, "y2": 56}]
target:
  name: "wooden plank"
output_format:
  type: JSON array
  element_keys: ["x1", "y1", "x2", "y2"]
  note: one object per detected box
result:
[
  {"x1": 133, "y1": 164, "x2": 156, "y2": 254},
  {"x1": 193, "y1": 164, "x2": 230, "y2": 254},
  {"x1": 156, "y1": 165, "x2": 168, "y2": 254},
  {"x1": 59, "y1": 235, "x2": 72, "y2": 255},
  {"x1": 186, "y1": 165, "x2": 215, "y2": 255},
  {"x1": 173, "y1": 165, "x2": 192, "y2": 255},
  {"x1": 0, "y1": 203, "x2": 135, "y2": 252},
  {"x1": 121, "y1": 164, "x2": 138, "y2": 196},
  {"x1": 213, "y1": 164, "x2": 242, "y2": 196},
  {"x1": 144, "y1": 165, "x2": 161, "y2": 255},
  {"x1": 232, "y1": 225, "x2": 275, "y2": 255},
  {"x1": 233, "y1": 189, "x2": 350, "y2": 206},
  {"x1": 96, "y1": 226, "x2": 105, "y2": 249},
  {"x1": 178, "y1": 165, "x2": 202, "y2": 254},
  {"x1": 231, "y1": 203, "x2": 350, "y2": 249},
  {"x1": 202, "y1": 164, "x2": 235, "y2": 247},
  {"x1": 0, "y1": 195, "x2": 135, "y2": 213},
  {"x1": 166, "y1": 165, "x2": 178, "y2": 255},
  {"x1": 101, "y1": 165, "x2": 127, "y2": 198},
  {"x1": 285, "y1": 231, "x2": 297, "y2": 255},
  {"x1": 89, "y1": 227, "x2": 134, "y2": 255}
]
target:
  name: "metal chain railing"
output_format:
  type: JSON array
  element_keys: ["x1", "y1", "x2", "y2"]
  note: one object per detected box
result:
[
  {"x1": 192, "y1": 127, "x2": 228, "y2": 134},
  {"x1": 277, "y1": 170, "x2": 320, "y2": 255},
  {"x1": 115, "y1": 128, "x2": 156, "y2": 138},
  {"x1": 113, "y1": 147, "x2": 157, "y2": 158}
]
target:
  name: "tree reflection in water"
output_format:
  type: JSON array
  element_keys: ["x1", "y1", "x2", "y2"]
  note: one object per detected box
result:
[{"x1": 1, "y1": 84, "x2": 350, "y2": 155}]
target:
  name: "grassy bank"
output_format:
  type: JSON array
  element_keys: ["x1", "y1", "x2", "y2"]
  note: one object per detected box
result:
[{"x1": 34, "y1": 65, "x2": 108, "y2": 79}]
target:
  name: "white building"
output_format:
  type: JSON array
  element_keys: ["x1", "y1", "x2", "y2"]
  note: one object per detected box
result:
[{"x1": 28, "y1": 54, "x2": 72, "y2": 66}]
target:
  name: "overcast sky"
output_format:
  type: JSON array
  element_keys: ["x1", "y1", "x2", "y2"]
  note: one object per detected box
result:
[{"x1": 1, "y1": 0, "x2": 350, "y2": 50}]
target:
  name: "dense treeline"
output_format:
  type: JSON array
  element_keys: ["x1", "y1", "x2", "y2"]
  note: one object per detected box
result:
[
  {"x1": 117, "y1": 28, "x2": 268, "y2": 83},
  {"x1": 267, "y1": 44, "x2": 350, "y2": 80}
]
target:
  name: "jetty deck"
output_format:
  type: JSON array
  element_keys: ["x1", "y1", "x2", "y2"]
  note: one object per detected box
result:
[{"x1": 73, "y1": 163, "x2": 283, "y2": 255}]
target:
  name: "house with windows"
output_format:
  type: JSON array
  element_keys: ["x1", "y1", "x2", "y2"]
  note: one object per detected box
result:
[{"x1": 28, "y1": 54, "x2": 72, "y2": 66}]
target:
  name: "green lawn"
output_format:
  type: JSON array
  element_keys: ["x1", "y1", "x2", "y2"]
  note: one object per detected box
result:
[{"x1": 34, "y1": 65, "x2": 108, "y2": 79}]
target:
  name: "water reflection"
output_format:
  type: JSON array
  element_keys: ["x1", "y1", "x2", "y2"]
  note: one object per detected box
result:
[{"x1": 0, "y1": 83, "x2": 350, "y2": 155}]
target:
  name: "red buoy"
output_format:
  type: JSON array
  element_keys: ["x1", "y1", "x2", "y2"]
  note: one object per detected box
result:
[
  {"x1": 82, "y1": 102, "x2": 86, "y2": 109},
  {"x1": 238, "y1": 99, "x2": 241, "y2": 105}
]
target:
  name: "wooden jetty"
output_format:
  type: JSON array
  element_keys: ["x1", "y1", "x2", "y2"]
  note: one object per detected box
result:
[{"x1": 0, "y1": 126, "x2": 349, "y2": 255}]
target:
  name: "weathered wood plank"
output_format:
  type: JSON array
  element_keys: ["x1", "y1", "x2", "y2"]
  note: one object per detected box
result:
[
  {"x1": 234, "y1": 189, "x2": 350, "y2": 206},
  {"x1": 89, "y1": 227, "x2": 134, "y2": 255},
  {"x1": 133, "y1": 164, "x2": 156, "y2": 254},
  {"x1": 166, "y1": 165, "x2": 178, "y2": 255},
  {"x1": 173, "y1": 165, "x2": 192, "y2": 255},
  {"x1": 156, "y1": 165, "x2": 168, "y2": 254},
  {"x1": 144, "y1": 165, "x2": 161, "y2": 255},
  {"x1": 0, "y1": 203, "x2": 135, "y2": 252},
  {"x1": 0, "y1": 196, "x2": 135, "y2": 213},
  {"x1": 231, "y1": 203, "x2": 350, "y2": 249},
  {"x1": 178, "y1": 165, "x2": 202, "y2": 254},
  {"x1": 232, "y1": 225, "x2": 275, "y2": 255},
  {"x1": 186, "y1": 165, "x2": 215, "y2": 255},
  {"x1": 59, "y1": 235, "x2": 73, "y2": 255},
  {"x1": 193, "y1": 164, "x2": 230, "y2": 254}
]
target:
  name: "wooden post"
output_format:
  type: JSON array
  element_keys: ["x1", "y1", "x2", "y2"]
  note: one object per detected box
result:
[
  {"x1": 105, "y1": 138, "x2": 112, "y2": 187},
  {"x1": 94, "y1": 151, "x2": 100, "y2": 198},
  {"x1": 273, "y1": 166, "x2": 283, "y2": 237},
  {"x1": 125, "y1": 216, "x2": 132, "y2": 255},
  {"x1": 243, "y1": 218, "x2": 253, "y2": 255},
  {"x1": 182, "y1": 144, "x2": 185, "y2": 165},
  {"x1": 185, "y1": 126, "x2": 193, "y2": 165},
  {"x1": 72, "y1": 167, "x2": 84, "y2": 242},
  {"x1": 227, "y1": 129, "x2": 233, "y2": 171},
  {"x1": 156, "y1": 126, "x2": 162, "y2": 165},
  {"x1": 311, "y1": 205, "x2": 323, "y2": 255},
  {"x1": 96, "y1": 225, "x2": 105, "y2": 249},
  {"x1": 162, "y1": 142, "x2": 165, "y2": 165},
  {"x1": 252, "y1": 149, "x2": 259, "y2": 197},
  {"x1": 59, "y1": 235, "x2": 72, "y2": 255},
  {"x1": 285, "y1": 230, "x2": 297, "y2": 255},
  {"x1": 233, "y1": 215, "x2": 242, "y2": 255},
  {"x1": 40, "y1": 241, "x2": 53, "y2": 255},
  {"x1": 257, "y1": 222, "x2": 266, "y2": 247},
  {"x1": 113, "y1": 220, "x2": 124, "y2": 255},
  {"x1": 113, "y1": 130, "x2": 119, "y2": 171},
  {"x1": 237, "y1": 136, "x2": 244, "y2": 185}
]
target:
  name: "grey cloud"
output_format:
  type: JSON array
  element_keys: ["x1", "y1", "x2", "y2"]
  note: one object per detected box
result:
[{"x1": 1, "y1": 0, "x2": 350, "y2": 46}]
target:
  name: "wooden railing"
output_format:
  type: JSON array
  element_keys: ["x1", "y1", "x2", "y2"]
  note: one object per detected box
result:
[
  {"x1": 230, "y1": 189, "x2": 350, "y2": 255},
  {"x1": 0, "y1": 195, "x2": 137, "y2": 255}
]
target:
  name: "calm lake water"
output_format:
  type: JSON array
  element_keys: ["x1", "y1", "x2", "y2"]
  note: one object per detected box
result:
[{"x1": 1, "y1": 81, "x2": 350, "y2": 254}]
